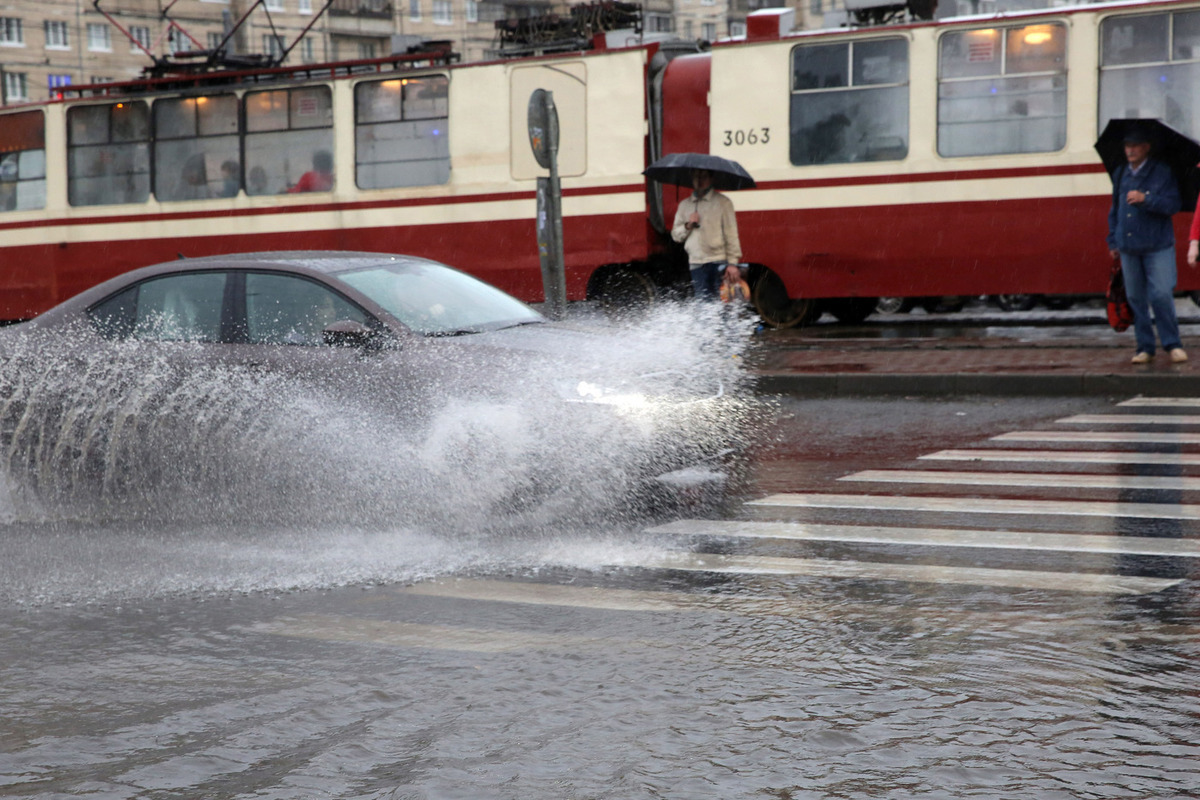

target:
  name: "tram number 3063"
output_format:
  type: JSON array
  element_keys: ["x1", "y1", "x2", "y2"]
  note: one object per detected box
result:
[{"x1": 722, "y1": 128, "x2": 770, "y2": 146}]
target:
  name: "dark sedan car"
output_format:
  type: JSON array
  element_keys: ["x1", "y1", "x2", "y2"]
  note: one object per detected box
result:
[{"x1": 0, "y1": 251, "x2": 750, "y2": 526}]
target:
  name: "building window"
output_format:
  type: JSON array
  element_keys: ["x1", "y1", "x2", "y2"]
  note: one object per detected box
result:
[
  {"x1": 0, "y1": 110, "x2": 47, "y2": 212},
  {"x1": 810, "y1": 0, "x2": 823, "y2": 14},
  {"x1": 355, "y1": 76, "x2": 450, "y2": 189},
  {"x1": 729, "y1": 21, "x2": 746, "y2": 37},
  {"x1": 130, "y1": 25, "x2": 151, "y2": 52},
  {"x1": 87, "y1": 23, "x2": 112, "y2": 52},
  {"x1": 358, "y1": 41, "x2": 377, "y2": 58},
  {"x1": 1, "y1": 17, "x2": 24, "y2": 46},
  {"x1": 3, "y1": 72, "x2": 28, "y2": 101},
  {"x1": 790, "y1": 37, "x2": 909, "y2": 165},
  {"x1": 1100, "y1": 10, "x2": 1200, "y2": 142},
  {"x1": 300, "y1": 37, "x2": 315, "y2": 62},
  {"x1": 299, "y1": 0, "x2": 313, "y2": 13},
  {"x1": 45, "y1": 20, "x2": 70, "y2": 49},
  {"x1": 466, "y1": 0, "x2": 478, "y2": 23},
  {"x1": 264, "y1": 34, "x2": 285, "y2": 59},
  {"x1": 48, "y1": 74, "x2": 72, "y2": 89},
  {"x1": 410, "y1": 0, "x2": 421, "y2": 22},
  {"x1": 66, "y1": 100, "x2": 151, "y2": 206},
  {"x1": 266, "y1": 0, "x2": 284, "y2": 10},
  {"x1": 702, "y1": 22, "x2": 716, "y2": 40},
  {"x1": 937, "y1": 22, "x2": 1066, "y2": 157},
  {"x1": 244, "y1": 86, "x2": 333, "y2": 195},
  {"x1": 433, "y1": 0, "x2": 452, "y2": 24}
]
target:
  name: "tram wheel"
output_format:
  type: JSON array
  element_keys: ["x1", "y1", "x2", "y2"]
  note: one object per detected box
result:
[
  {"x1": 1042, "y1": 296, "x2": 1074, "y2": 310},
  {"x1": 874, "y1": 296, "x2": 915, "y2": 315},
  {"x1": 595, "y1": 267, "x2": 656, "y2": 316},
  {"x1": 994, "y1": 293, "x2": 1037, "y2": 312},
  {"x1": 752, "y1": 270, "x2": 818, "y2": 328},
  {"x1": 825, "y1": 297, "x2": 876, "y2": 324}
]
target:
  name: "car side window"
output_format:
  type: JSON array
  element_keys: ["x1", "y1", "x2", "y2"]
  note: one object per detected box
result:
[
  {"x1": 88, "y1": 272, "x2": 226, "y2": 342},
  {"x1": 245, "y1": 272, "x2": 368, "y2": 346}
]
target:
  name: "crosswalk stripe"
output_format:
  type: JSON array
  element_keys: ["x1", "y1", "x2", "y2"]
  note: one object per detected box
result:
[
  {"x1": 639, "y1": 551, "x2": 1181, "y2": 595},
  {"x1": 840, "y1": 469, "x2": 1200, "y2": 492},
  {"x1": 1119, "y1": 397, "x2": 1200, "y2": 407},
  {"x1": 1059, "y1": 414, "x2": 1200, "y2": 425},
  {"x1": 748, "y1": 492, "x2": 1200, "y2": 520},
  {"x1": 921, "y1": 449, "x2": 1200, "y2": 465},
  {"x1": 994, "y1": 431, "x2": 1200, "y2": 444},
  {"x1": 397, "y1": 578, "x2": 704, "y2": 611},
  {"x1": 650, "y1": 519, "x2": 1200, "y2": 558}
]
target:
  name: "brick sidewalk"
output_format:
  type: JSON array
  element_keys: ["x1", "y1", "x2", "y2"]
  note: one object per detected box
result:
[{"x1": 746, "y1": 310, "x2": 1200, "y2": 396}]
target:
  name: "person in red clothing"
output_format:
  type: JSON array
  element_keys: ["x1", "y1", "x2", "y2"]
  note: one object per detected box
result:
[{"x1": 287, "y1": 150, "x2": 333, "y2": 193}]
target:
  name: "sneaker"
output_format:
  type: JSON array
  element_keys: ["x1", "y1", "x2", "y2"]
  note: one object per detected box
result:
[
  {"x1": 1131, "y1": 351, "x2": 1152, "y2": 364},
  {"x1": 1171, "y1": 348, "x2": 1188, "y2": 363}
]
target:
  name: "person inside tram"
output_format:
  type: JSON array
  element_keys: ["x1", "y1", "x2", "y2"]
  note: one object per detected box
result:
[
  {"x1": 287, "y1": 149, "x2": 333, "y2": 193},
  {"x1": 1106, "y1": 126, "x2": 1186, "y2": 364},
  {"x1": 176, "y1": 153, "x2": 211, "y2": 201},
  {"x1": 247, "y1": 165, "x2": 269, "y2": 196},
  {"x1": 218, "y1": 160, "x2": 240, "y2": 198}
]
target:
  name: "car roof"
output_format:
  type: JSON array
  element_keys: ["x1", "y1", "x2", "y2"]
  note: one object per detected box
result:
[{"x1": 158, "y1": 251, "x2": 441, "y2": 275}]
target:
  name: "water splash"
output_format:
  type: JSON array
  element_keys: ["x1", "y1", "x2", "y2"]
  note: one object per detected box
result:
[{"x1": 0, "y1": 303, "x2": 768, "y2": 604}]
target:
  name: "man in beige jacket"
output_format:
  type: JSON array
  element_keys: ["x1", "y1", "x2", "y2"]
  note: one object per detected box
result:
[{"x1": 671, "y1": 169, "x2": 743, "y2": 300}]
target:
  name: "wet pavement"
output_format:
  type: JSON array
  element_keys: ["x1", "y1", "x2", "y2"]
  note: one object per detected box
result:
[{"x1": 747, "y1": 298, "x2": 1200, "y2": 395}]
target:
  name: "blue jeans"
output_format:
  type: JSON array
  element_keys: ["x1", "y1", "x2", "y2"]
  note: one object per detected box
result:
[
  {"x1": 1120, "y1": 246, "x2": 1181, "y2": 354},
  {"x1": 690, "y1": 262, "x2": 725, "y2": 300}
]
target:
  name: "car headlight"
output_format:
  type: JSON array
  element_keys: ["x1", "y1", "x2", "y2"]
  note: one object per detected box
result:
[{"x1": 561, "y1": 380, "x2": 653, "y2": 411}]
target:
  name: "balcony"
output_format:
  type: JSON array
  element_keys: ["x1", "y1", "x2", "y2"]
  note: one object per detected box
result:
[
  {"x1": 328, "y1": 0, "x2": 398, "y2": 36},
  {"x1": 330, "y1": 0, "x2": 395, "y2": 17}
]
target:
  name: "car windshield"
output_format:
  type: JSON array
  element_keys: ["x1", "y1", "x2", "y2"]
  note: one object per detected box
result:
[{"x1": 334, "y1": 262, "x2": 545, "y2": 335}]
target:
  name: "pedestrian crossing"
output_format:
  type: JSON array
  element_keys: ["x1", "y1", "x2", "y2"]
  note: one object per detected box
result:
[{"x1": 648, "y1": 394, "x2": 1200, "y2": 597}]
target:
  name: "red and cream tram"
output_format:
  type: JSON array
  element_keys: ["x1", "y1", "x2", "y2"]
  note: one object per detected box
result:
[{"x1": 1, "y1": 0, "x2": 1199, "y2": 325}]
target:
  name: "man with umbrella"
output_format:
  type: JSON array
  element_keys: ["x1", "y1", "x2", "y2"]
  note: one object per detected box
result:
[
  {"x1": 1106, "y1": 125, "x2": 1186, "y2": 363},
  {"x1": 670, "y1": 168, "x2": 744, "y2": 301}
]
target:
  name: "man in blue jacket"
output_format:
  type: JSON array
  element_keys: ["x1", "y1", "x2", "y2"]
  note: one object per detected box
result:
[{"x1": 1107, "y1": 127, "x2": 1186, "y2": 364}]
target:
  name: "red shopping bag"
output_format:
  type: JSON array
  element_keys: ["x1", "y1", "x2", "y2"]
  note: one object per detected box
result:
[{"x1": 1107, "y1": 259, "x2": 1134, "y2": 332}]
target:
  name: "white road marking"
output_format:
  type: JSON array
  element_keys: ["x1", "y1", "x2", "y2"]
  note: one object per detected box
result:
[
  {"x1": 921, "y1": 449, "x2": 1200, "y2": 466},
  {"x1": 650, "y1": 519, "x2": 1200, "y2": 558},
  {"x1": 1059, "y1": 414, "x2": 1200, "y2": 425},
  {"x1": 840, "y1": 469, "x2": 1200, "y2": 492},
  {"x1": 994, "y1": 431, "x2": 1200, "y2": 444},
  {"x1": 640, "y1": 551, "x2": 1180, "y2": 595},
  {"x1": 749, "y1": 492, "x2": 1200, "y2": 520},
  {"x1": 1119, "y1": 397, "x2": 1200, "y2": 407},
  {"x1": 397, "y1": 578, "x2": 704, "y2": 611}
]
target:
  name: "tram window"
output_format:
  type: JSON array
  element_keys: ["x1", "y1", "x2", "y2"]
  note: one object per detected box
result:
[
  {"x1": 0, "y1": 110, "x2": 46, "y2": 212},
  {"x1": 244, "y1": 86, "x2": 333, "y2": 195},
  {"x1": 789, "y1": 38, "x2": 908, "y2": 166},
  {"x1": 154, "y1": 95, "x2": 241, "y2": 201},
  {"x1": 354, "y1": 76, "x2": 450, "y2": 190},
  {"x1": 1100, "y1": 11, "x2": 1200, "y2": 143},
  {"x1": 67, "y1": 101, "x2": 151, "y2": 206},
  {"x1": 937, "y1": 23, "x2": 1066, "y2": 158}
]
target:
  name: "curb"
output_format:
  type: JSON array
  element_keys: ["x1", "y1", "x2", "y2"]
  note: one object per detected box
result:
[{"x1": 754, "y1": 372, "x2": 1200, "y2": 397}]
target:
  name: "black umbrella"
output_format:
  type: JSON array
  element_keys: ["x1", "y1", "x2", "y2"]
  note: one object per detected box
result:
[
  {"x1": 643, "y1": 152, "x2": 756, "y2": 191},
  {"x1": 1095, "y1": 118, "x2": 1200, "y2": 212}
]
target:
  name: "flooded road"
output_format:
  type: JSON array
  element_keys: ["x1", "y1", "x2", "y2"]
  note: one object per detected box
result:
[{"x1": 3, "y1": 394, "x2": 1200, "y2": 799}]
